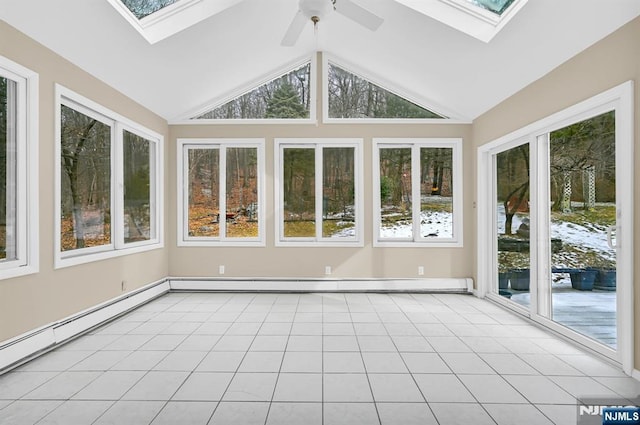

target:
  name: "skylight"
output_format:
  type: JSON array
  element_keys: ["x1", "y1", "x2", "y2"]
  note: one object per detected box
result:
[
  {"x1": 119, "y1": 0, "x2": 181, "y2": 20},
  {"x1": 467, "y1": 0, "x2": 515, "y2": 16},
  {"x1": 106, "y1": 0, "x2": 242, "y2": 44},
  {"x1": 394, "y1": 0, "x2": 527, "y2": 42}
]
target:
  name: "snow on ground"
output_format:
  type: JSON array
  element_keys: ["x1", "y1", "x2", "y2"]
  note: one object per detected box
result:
[
  {"x1": 379, "y1": 210, "x2": 453, "y2": 239},
  {"x1": 551, "y1": 221, "x2": 615, "y2": 261},
  {"x1": 496, "y1": 205, "x2": 615, "y2": 261}
]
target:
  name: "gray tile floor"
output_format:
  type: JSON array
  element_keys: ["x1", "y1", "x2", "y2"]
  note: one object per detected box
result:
[{"x1": 1, "y1": 292, "x2": 639, "y2": 424}]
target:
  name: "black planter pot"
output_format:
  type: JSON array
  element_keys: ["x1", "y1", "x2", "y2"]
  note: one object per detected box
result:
[
  {"x1": 498, "y1": 272, "x2": 509, "y2": 289},
  {"x1": 594, "y1": 268, "x2": 616, "y2": 291},
  {"x1": 570, "y1": 269, "x2": 598, "y2": 291},
  {"x1": 509, "y1": 269, "x2": 530, "y2": 291}
]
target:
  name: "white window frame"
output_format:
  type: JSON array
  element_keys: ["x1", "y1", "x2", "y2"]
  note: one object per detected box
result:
[
  {"x1": 373, "y1": 138, "x2": 463, "y2": 247},
  {"x1": 0, "y1": 56, "x2": 39, "y2": 280},
  {"x1": 177, "y1": 138, "x2": 265, "y2": 247},
  {"x1": 476, "y1": 81, "x2": 634, "y2": 374},
  {"x1": 105, "y1": 0, "x2": 243, "y2": 44},
  {"x1": 116, "y1": 123, "x2": 162, "y2": 250},
  {"x1": 393, "y1": 0, "x2": 528, "y2": 43},
  {"x1": 275, "y1": 138, "x2": 364, "y2": 247},
  {"x1": 55, "y1": 85, "x2": 164, "y2": 269}
]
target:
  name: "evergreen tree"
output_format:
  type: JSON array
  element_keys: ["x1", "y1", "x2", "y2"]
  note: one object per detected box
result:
[{"x1": 265, "y1": 83, "x2": 308, "y2": 119}]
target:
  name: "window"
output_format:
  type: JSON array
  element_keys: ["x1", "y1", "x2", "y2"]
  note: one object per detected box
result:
[
  {"x1": 106, "y1": 0, "x2": 241, "y2": 44},
  {"x1": 326, "y1": 62, "x2": 445, "y2": 120},
  {"x1": 178, "y1": 139, "x2": 265, "y2": 246},
  {"x1": 56, "y1": 86, "x2": 163, "y2": 268},
  {"x1": 393, "y1": 0, "x2": 527, "y2": 42},
  {"x1": 0, "y1": 57, "x2": 38, "y2": 279},
  {"x1": 191, "y1": 62, "x2": 314, "y2": 121},
  {"x1": 275, "y1": 139, "x2": 363, "y2": 246},
  {"x1": 374, "y1": 139, "x2": 462, "y2": 246}
]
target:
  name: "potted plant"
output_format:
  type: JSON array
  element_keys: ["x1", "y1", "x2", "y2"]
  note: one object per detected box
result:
[
  {"x1": 569, "y1": 268, "x2": 598, "y2": 291},
  {"x1": 589, "y1": 260, "x2": 616, "y2": 291},
  {"x1": 509, "y1": 268, "x2": 530, "y2": 291}
]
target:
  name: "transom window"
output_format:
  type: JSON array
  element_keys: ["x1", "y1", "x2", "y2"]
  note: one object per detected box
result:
[
  {"x1": 326, "y1": 62, "x2": 445, "y2": 120},
  {"x1": 192, "y1": 62, "x2": 313, "y2": 121},
  {"x1": 374, "y1": 139, "x2": 463, "y2": 247},
  {"x1": 178, "y1": 139, "x2": 265, "y2": 246},
  {"x1": 0, "y1": 56, "x2": 38, "y2": 279},
  {"x1": 275, "y1": 139, "x2": 363, "y2": 246},
  {"x1": 56, "y1": 86, "x2": 163, "y2": 268}
]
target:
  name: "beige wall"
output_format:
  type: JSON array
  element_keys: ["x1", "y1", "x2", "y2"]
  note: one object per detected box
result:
[
  {"x1": 472, "y1": 17, "x2": 640, "y2": 369},
  {"x1": 0, "y1": 21, "x2": 170, "y2": 342},
  {"x1": 168, "y1": 123, "x2": 474, "y2": 279}
]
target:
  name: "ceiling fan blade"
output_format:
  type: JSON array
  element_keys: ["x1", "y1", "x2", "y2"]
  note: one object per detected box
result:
[
  {"x1": 282, "y1": 10, "x2": 308, "y2": 46},
  {"x1": 334, "y1": 0, "x2": 383, "y2": 31}
]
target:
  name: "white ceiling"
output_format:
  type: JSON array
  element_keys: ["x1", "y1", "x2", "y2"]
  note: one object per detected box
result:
[{"x1": 1, "y1": 0, "x2": 639, "y2": 121}]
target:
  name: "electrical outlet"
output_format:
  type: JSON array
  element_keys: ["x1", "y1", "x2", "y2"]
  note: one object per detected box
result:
[
  {"x1": 418, "y1": 266, "x2": 424, "y2": 276},
  {"x1": 325, "y1": 266, "x2": 332, "y2": 275},
  {"x1": 219, "y1": 265, "x2": 225, "y2": 275},
  {"x1": 121, "y1": 280, "x2": 127, "y2": 291}
]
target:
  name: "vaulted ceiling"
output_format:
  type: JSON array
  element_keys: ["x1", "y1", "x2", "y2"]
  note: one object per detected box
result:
[{"x1": 2, "y1": 0, "x2": 639, "y2": 122}]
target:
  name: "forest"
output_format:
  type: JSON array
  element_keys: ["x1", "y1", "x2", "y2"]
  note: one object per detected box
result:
[
  {"x1": 282, "y1": 147, "x2": 356, "y2": 238},
  {"x1": 60, "y1": 106, "x2": 152, "y2": 251},
  {"x1": 379, "y1": 147, "x2": 453, "y2": 239},
  {"x1": 193, "y1": 62, "x2": 443, "y2": 120},
  {"x1": 187, "y1": 147, "x2": 259, "y2": 238}
]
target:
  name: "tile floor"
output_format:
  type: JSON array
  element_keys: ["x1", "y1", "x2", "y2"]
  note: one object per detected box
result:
[{"x1": 0, "y1": 292, "x2": 639, "y2": 425}]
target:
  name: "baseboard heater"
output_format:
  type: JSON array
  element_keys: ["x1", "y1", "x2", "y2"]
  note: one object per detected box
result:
[
  {"x1": 0, "y1": 277, "x2": 472, "y2": 373},
  {"x1": 169, "y1": 277, "x2": 473, "y2": 293}
]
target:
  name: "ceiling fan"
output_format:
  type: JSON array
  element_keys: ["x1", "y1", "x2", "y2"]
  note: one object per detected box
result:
[{"x1": 281, "y1": 0, "x2": 384, "y2": 46}]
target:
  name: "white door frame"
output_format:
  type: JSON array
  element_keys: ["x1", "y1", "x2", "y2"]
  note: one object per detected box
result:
[{"x1": 476, "y1": 81, "x2": 634, "y2": 374}]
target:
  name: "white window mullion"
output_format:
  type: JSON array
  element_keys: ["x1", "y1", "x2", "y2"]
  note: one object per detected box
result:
[
  {"x1": 532, "y1": 134, "x2": 550, "y2": 319},
  {"x1": 182, "y1": 145, "x2": 191, "y2": 242},
  {"x1": 316, "y1": 145, "x2": 323, "y2": 241},
  {"x1": 219, "y1": 146, "x2": 227, "y2": 240},
  {"x1": 114, "y1": 123, "x2": 125, "y2": 250},
  {"x1": 411, "y1": 145, "x2": 421, "y2": 241},
  {"x1": 149, "y1": 140, "x2": 158, "y2": 241},
  {"x1": 278, "y1": 144, "x2": 285, "y2": 242}
]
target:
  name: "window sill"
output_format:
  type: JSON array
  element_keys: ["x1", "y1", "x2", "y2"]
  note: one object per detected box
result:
[
  {"x1": 373, "y1": 240, "x2": 463, "y2": 248},
  {"x1": 55, "y1": 241, "x2": 164, "y2": 269}
]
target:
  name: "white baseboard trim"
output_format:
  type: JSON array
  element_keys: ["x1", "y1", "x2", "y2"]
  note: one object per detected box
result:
[
  {"x1": 0, "y1": 278, "x2": 169, "y2": 372},
  {"x1": 168, "y1": 277, "x2": 473, "y2": 293},
  {"x1": 0, "y1": 276, "x2": 473, "y2": 373}
]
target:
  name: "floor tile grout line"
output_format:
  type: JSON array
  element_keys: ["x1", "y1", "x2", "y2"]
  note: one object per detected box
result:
[
  {"x1": 345, "y1": 294, "x2": 383, "y2": 425},
  {"x1": 159, "y1": 293, "x2": 261, "y2": 424},
  {"x1": 377, "y1": 293, "x2": 445, "y2": 425},
  {"x1": 262, "y1": 294, "x2": 300, "y2": 425},
  {"x1": 113, "y1": 293, "x2": 233, "y2": 425}
]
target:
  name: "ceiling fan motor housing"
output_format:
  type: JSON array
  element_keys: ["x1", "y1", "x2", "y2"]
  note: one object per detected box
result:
[{"x1": 299, "y1": 0, "x2": 332, "y2": 20}]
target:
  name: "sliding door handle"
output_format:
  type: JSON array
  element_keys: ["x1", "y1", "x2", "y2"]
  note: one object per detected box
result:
[{"x1": 607, "y1": 225, "x2": 617, "y2": 249}]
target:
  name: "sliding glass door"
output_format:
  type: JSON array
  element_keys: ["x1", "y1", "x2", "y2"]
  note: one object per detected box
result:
[
  {"x1": 548, "y1": 111, "x2": 617, "y2": 348},
  {"x1": 483, "y1": 83, "x2": 633, "y2": 368}
]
